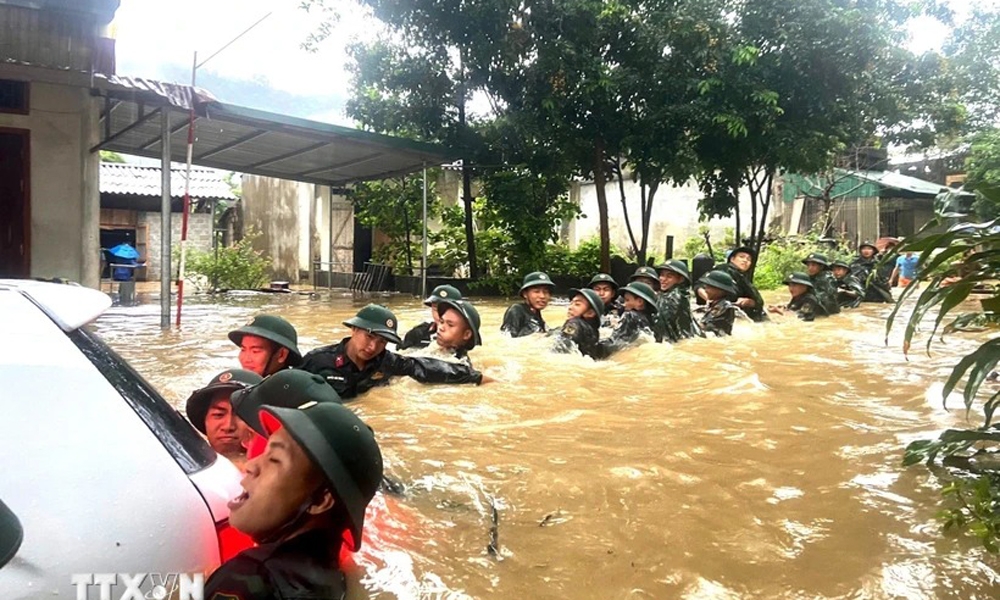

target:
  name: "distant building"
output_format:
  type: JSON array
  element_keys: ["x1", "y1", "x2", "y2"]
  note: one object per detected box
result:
[
  {"x1": 99, "y1": 162, "x2": 235, "y2": 281},
  {"x1": 0, "y1": 0, "x2": 119, "y2": 285},
  {"x1": 775, "y1": 169, "x2": 974, "y2": 244}
]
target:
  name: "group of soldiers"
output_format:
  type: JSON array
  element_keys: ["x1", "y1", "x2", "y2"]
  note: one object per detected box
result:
[
  {"x1": 497, "y1": 240, "x2": 895, "y2": 358},
  {"x1": 182, "y1": 239, "x2": 896, "y2": 599}
]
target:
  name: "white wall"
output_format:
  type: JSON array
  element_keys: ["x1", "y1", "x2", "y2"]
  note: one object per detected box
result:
[
  {"x1": 0, "y1": 77, "x2": 100, "y2": 286},
  {"x1": 569, "y1": 176, "x2": 755, "y2": 259}
]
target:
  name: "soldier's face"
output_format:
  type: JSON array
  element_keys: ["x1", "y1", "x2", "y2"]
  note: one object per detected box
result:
[
  {"x1": 788, "y1": 283, "x2": 809, "y2": 298},
  {"x1": 349, "y1": 328, "x2": 389, "y2": 361},
  {"x1": 567, "y1": 294, "x2": 592, "y2": 319},
  {"x1": 623, "y1": 292, "x2": 646, "y2": 312},
  {"x1": 523, "y1": 286, "x2": 552, "y2": 310},
  {"x1": 239, "y1": 335, "x2": 279, "y2": 376},
  {"x1": 805, "y1": 262, "x2": 823, "y2": 276},
  {"x1": 435, "y1": 306, "x2": 473, "y2": 349},
  {"x1": 635, "y1": 276, "x2": 658, "y2": 290},
  {"x1": 729, "y1": 252, "x2": 752, "y2": 272},
  {"x1": 832, "y1": 266, "x2": 849, "y2": 279},
  {"x1": 205, "y1": 393, "x2": 248, "y2": 459},
  {"x1": 658, "y1": 271, "x2": 683, "y2": 291},
  {"x1": 592, "y1": 283, "x2": 616, "y2": 305},
  {"x1": 229, "y1": 427, "x2": 327, "y2": 542},
  {"x1": 861, "y1": 247, "x2": 875, "y2": 258}
]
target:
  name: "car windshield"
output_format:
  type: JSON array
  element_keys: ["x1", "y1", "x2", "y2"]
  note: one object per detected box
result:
[{"x1": 70, "y1": 327, "x2": 215, "y2": 474}]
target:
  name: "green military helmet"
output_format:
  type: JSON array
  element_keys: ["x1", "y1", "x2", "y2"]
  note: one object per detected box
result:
[
  {"x1": 830, "y1": 259, "x2": 851, "y2": 270},
  {"x1": 258, "y1": 401, "x2": 383, "y2": 552},
  {"x1": 729, "y1": 245, "x2": 757, "y2": 260},
  {"x1": 619, "y1": 281, "x2": 660, "y2": 313},
  {"x1": 343, "y1": 304, "x2": 402, "y2": 345},
  {"x1": 858, "y1": 241, "x2": 879, "y2": 254},
  {"x1": 185, "y1": 369, "x2": 263, "y2": 435},
  {"x1": 231, "y1": 369, "x2": 342, "y2": 437},
  {"x1": 423, "y1": 284, "x2": 462, "y2": 306},
  {"x1": 629, "y1": 266, "x2": 659, "y2": 284},
  {"x1": 437, "y1": 298, "x2": 482, "y2": 347},
  {"x1": 587, "y1": 273, "x2": 618, "y2": 291},
  {"x1": 655, "y1": 259, "x2": 692, "y2": 284},
  {"x1": 698, "y1": 269, "x2": 738, "y2": 295},
  {"x1": 783, "y1": 272, "x2": 815, "y2": 288},
  {"x1": 519, "y1": 271, "x2": 555, "y2": 294},
  {"x1": 801, "y1": 252, "x2": 831, "y2": 268},
  {"x1": 568, "y1": 288, "x2": 605, "y2": 317},
  {"x1": 228, "y1": 315, "x2": 302, "y2": 366}
]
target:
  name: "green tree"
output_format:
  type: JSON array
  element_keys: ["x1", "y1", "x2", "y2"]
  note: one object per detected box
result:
[
  {"x1": 943, "y1": 6, "x2": 1000, "y2": 133},
  {"x1": 350, "y1": 175, "x2": 440, "y2": 275},
  {"x1": 692, "y1": 0, "x2": 959, "y2": 273},
  {"x1": 965, "y1": 129, "x2": 1000, "y2": 220}
]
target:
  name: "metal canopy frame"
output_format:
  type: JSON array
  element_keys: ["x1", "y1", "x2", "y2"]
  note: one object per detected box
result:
[{"x1": 91, "y1": 78, "x2": 455, "y2": 187}]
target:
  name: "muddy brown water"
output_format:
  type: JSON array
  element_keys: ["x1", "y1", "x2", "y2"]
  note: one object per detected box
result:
[{"x1": 92, "y1": 290, "x2": 1000, "y2": 599}]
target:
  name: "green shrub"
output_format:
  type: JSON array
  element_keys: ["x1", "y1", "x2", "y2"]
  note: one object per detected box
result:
[{"x1": 184, "y1": 229, "x2": 271, "y2": 290}]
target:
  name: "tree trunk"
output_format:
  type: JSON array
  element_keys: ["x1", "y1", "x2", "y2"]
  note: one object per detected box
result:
[
  {"x1": 616, "y1": 161, "x2": 640, "y2": 259},
  {"x1": 640, "y1": 179, "x2": 659, "y2": 266},
  {"x1": 594, "y1": 140, "x2": 611, "y2": 272},
  {"x1": 750, "y1": 170, "x2": 774, "y2": 282},
  {"x1": 733, "y1": 186, "x2": 741, "y2": 249},
  {"x1": 402, "y1": 196, "x2": 413, "y2": 275},
  {"x1": 457, "y1": 65, "x2": 479, "y2": 278},
  {"x1": 749, "y1": 175, "x2": 758, "y2": 249}
]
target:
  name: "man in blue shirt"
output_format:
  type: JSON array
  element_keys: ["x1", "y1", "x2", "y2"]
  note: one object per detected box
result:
[{"x1": 892, "y1": 251, "x2": 919, "y2": 287}]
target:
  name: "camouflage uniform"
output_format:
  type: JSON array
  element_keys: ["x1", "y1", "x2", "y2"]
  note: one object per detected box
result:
[
  {"x1": 699, "y1": 298, "x2": 738, "y2": 336},
  {"x1": 655, "y1": 285, "x2": 701, "y2": 342},
  {"x1": 594, "y1": 282, "x2": 660, "y2": 358},
  {"x1": 782, "y1": 272, "x2": 829, "y2": 322},
  {"x1": 551, "y1": 315, "x2": 601, "y2": 358},
  {"x1": 808, "y1": 271, "x2": 841, "y2": 315},
  {"x1": 831, "y1": 261, "x2": 865, "y2": 309},
  {"x1": 850, "y1": 253, "x2": 893, "y2": 303},
  {"x1": 717, "y1": 263, "x2": 768, "y2": 322}
]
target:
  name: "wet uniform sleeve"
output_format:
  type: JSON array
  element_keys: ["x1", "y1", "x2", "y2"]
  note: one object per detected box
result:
[
  {"x1": 398, "y1": 321, "x2": 433, "y2": 350},
  {"x1": 383, "y1": 352, "x2": 483, "y2": 385},
  {"x1": 551, "y1": 318, "x2": 598, "y2": 356},
  {"x1": 204, "y1": 555, "x2": 272, "y2": 600},
  {"x1": 797, "y1": 298, "x2": 817, "y2": 322}
]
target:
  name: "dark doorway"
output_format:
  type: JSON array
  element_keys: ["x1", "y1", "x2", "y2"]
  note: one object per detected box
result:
[
  {"x1": 0, "y1": 129, "x2": 29, "y2": 278},
  {"x1": 353, "y1": 218, "x2": 373, "y2": 273}
]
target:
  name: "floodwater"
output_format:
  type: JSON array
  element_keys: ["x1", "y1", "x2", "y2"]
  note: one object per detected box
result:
[{"x1": 93, "y1": 290, "x2": 1000, "y2": 599}]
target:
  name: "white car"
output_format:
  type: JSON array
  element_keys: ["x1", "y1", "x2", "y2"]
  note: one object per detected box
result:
[{"x1": 0, "y1": 280, "x2": 249, "y2": 599}]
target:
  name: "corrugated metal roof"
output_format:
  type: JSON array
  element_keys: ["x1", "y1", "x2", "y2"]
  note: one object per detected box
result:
[
  {"x1": 848, "y1": 169, "x2": 972, "y2": 197},
  {"x1": 783, "y1": 169, "x2": 974, "y2": 202},
  {"x1": 92, "y1": 75, "x2": 457, "y2": 186},
  {"x1": 100, "y1": 162, "x2": 237, "y2": 200}
]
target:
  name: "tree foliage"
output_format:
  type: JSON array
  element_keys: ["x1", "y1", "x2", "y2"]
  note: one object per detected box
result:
[{"x1": 350, "y1": 175, "x2": 439, "y2": 275}]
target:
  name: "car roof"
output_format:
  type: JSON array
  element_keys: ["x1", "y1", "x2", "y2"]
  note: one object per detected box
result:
[{"x1": 0, "y1": 280, "x2": 110, "y2": 333}]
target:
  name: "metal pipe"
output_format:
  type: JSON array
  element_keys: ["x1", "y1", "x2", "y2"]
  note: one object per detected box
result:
[
  {"x1": 160, "y1": 110, "x2": 172, "y2": 329},
  {"x1": 421, "y1": 164, "x2": 428, "y2": 299},
  {"x1": 176, "y1": 51, "x2": 197, "y2": 327}
]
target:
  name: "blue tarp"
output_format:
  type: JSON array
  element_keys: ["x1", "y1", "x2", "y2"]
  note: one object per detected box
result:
[{"x1": 108, "y1": 243, "x2": 140, "y2": 260}]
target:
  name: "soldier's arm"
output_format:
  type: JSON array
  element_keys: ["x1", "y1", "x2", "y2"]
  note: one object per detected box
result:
[
  {"x1": 398, "y1": 322, "x2": 430, "y2": 350},
  {"x1": 383, "y1": 352, "x2": 483, "y2": 385}
]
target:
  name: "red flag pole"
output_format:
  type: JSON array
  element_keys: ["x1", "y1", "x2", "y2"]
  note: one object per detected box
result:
[{"x1": 176, "y1": 50, "x2": 197, "y2": 327}]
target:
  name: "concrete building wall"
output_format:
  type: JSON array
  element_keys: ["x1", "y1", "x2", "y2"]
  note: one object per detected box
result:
[
  {"x1": 242, "y1": 176, "x2": 352, "y2": 283},
  {"x1": 139, "y1": 212, "x2": 212, "y2": 281},
  {"x1": 570, "y1": 177, "x2": 754, "y2": 259},
  {"x1": 0, "y1": 78, "x2": 100, "y2": 286}
]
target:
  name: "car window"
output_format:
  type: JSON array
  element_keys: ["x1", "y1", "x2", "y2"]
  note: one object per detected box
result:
[
  {"x1": 0, "y1": 498, "x2": 23, "y2": 570},
  {"x1": 70, "y1": 327, "x2": 216, "y2": 474}
]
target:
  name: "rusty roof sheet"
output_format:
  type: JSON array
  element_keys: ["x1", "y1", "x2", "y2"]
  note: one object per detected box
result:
[{"x1": 100, "y1": 162, "x2": 237, "y2": 200}]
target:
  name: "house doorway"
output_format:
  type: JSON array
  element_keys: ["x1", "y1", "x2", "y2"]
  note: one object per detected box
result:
[{"x1": 0, "y1": 129, "x2": 29, "y2": 278}]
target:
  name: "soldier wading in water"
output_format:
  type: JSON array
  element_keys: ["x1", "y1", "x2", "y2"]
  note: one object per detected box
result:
[{"x1": 205, "y1": 373, "x2": 383, "y2": 600}]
